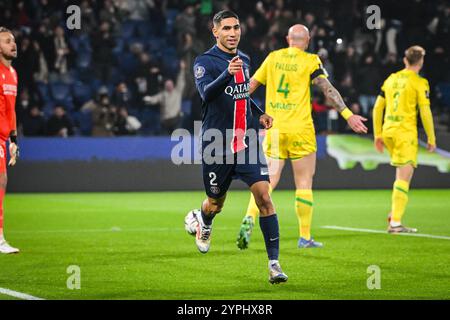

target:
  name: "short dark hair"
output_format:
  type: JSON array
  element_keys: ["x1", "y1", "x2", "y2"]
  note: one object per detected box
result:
[
  {"x1": 213, "y1": 10, "x2": 239, "y2": 26},
  {"x1": 0, "y1": 27, "x2": 12, "y2": 34},
  {"x1": 405, "y1": 45, "x2": 425, "y2": 66}
]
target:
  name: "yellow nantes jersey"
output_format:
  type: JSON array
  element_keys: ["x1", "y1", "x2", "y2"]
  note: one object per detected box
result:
[
  {"x1": 253, "y1": 47, "x2": 327, "y2": 133},
  {"x1": 380, "y1": 69, "x2": 431, "y2": 137}
]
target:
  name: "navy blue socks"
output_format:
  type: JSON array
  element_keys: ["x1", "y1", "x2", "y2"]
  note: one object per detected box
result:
[{"x1": 259, "y1": 214, "x2": 279, "y2": 260}]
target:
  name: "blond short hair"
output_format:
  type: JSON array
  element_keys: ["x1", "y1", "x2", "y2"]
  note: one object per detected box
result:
[{"x1": 405, "y1": 45, "x2": 426, "y2": 66}]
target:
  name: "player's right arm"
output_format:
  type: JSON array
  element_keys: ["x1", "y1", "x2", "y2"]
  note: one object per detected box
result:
[
  {"x1": 417, "y1": 78, "x2": 436, "y2": 152},
  {"x1": 249, "y1": 78, "x2": 262, "y2": 94},
  {"x1": 372, "y1": 86, "x2": 386, "y2": 153},
  {"x1": 193, "y1": 56, "x2": 243, "y2": 102}
]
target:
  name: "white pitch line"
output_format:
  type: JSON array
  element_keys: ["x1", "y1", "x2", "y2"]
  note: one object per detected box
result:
[
  {"x1": 321, "y1": 225, "x2": 450, "y2": 240},
  {"x1": 0, "y1": 287, "x2": 45, "y2": 300},
  {"x1": 8, "y1": 226, "x2": 238, "y2": 234}
]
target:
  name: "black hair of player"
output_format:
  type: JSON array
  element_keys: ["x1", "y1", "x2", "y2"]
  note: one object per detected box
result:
[{"x1": 213, "y1": 10, "x2": 239, "y2": 27}]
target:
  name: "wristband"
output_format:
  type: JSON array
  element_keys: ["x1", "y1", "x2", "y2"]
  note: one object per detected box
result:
[
  {"x1": 10, "y1": 135, "x2": 17, "y2": 144},
  {"x1": 341, "y1": 108, "x2": 353, "y2": 121}
]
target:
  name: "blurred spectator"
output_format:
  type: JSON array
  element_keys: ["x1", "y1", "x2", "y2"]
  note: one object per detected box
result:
[
  {"x1": 338, "y1": 73, "x2": 360, "y2": 108},
  {"x1": 143, "y1": 61, "x2": 186, "y2": 134},
  {"x1": 32, "y1": 40, "x2": 49, "y2": 83},
  {"x1": 49, "y1": 26, "x2": 72, "y2": 82},
  {"x1": 79, "y1": 0, "x2": 98, "y2": 35},
  {"x1": 112, "y1": 82, "x2": 133, "y2": 110},
  {"x1": 82, "y1": 87, "x2": 118, "y2": 137},
  {"x1": 46, "y1": 106, "x2": 75, "y2": 137},
  {"x1": 174, "y1": 5, "x2": 197, "y2": 41},
  {"x1": 99, "y1": 0, "x2": 122, "y2": 35},
  {"x1": 381, "y1": 52, "x2": 402, "y2": 80},
  {"x1": 14, "y1": 37, "x2": 39, "y2": 93},
  {"x1": 177, "y1": 32, "x2": 204, "y2": 99},
  {"x1": 22, "y1": 106, "x2": 46, "y2": 136},
  {"x1": 124, "y1": 0, "x2": 155, "y2": 21},
  {"x1": 16, "y1": 88, "x2": 42, "y2": 127},
  {"x1": 1, "y1": 0, "x2": 448, "y2": 136},
  {"x1": 318, "y1": 48, "x2": 334, "y2": 83},
  {"x1": 114, "y1": 107, "x2": 142, "y2": 135},
  {"x1": 91, "y1": 21, "x2": 116, "y2": 83},
  {"x1": 356, "y1": 54, "x2": 382, "y2": 117}
]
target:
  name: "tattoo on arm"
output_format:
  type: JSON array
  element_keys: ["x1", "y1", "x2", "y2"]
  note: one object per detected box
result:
[{"x1": 313, "y1": 77, "x2": 347, "y2": 113}]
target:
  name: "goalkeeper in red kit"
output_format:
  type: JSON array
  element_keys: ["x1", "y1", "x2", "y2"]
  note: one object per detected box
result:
[{"x1": 0, "y1": 27, "x2": 19, "y2": 254}]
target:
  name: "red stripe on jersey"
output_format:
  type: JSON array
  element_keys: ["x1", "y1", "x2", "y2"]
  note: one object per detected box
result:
[{"x1": 231, "y1": 68, "x2": 247, "y2": 153}]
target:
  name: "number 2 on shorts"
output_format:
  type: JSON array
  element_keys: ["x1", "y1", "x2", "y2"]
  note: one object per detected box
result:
[{"x1": 209, "y1": 172, "x2": 217, "y2": 186}]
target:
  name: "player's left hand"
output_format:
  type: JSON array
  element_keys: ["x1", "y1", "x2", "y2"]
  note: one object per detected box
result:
[
  {"x1": 8, "y1": 143, "x2": 19, "y2": 166},
  {"x1": 347, "y1": 115, "x2": 368, "y2": 134},
  {"x1": 259, "y1": 113, "x2": 273, "y2": 129},
  {"x1": 427, "y1": 143, "x2": 436, "y2": 153}
]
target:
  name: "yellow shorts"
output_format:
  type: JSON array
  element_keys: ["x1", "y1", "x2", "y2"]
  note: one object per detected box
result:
[
  {"x1": 263, "y1": 130, "x2": 317, "y2": 160},
  {"x1": 383, "y1": 134, "x2": 418, "y2": 167}
]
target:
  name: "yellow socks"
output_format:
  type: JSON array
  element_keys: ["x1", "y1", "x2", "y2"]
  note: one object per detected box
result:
[
  {"x1": 391, "y1": 180, "x2": 410, "y2": 225},
  {"x1": 295, "y1": 189, "x2": 313, "y2": 240},
  {"x1": 246, "y1": 185, "x2": 272, "y2": 221}
]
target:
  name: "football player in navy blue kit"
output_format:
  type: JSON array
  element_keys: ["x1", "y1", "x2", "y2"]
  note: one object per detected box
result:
[{"x1": 189, "y1": 10, "x2": 287, "y2": 284}]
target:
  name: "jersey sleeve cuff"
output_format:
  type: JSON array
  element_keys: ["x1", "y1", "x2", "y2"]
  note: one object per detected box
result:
[{"x1": 341, "y1": 108, "x2": 353, "y2": 121}]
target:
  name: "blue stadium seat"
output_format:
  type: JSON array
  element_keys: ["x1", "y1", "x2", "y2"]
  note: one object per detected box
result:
[
  {"x1": 50, "y1": 81, "x2": 74, "y2": 111},
  {"x1": 121, "y1": 20, "x2": 137, "y2": 38},
  {"x1": 181, "y1": 100, "x2": 192, "y2": 115},
  {"x1": 139, "y1": 108, "x2": 161, "y2": 135},
  {"x1": 165, "y1": 9, "x2": 179, "y2": 34},
  {"x1": 87, "y1": 78, "x2": 103, "y2": 96},
  {"x1": 69, "y1": 33, "x2": 92, "y2": 53},
  {"x1": 42, "y1": 101, "x2": 55, "y2": 118},
  {"x1": 78, "y1": 34, "x2": 92, "y2": 52},
  {"x1": 162, "y1": 48, "x2": 179, "y2": 76},
  {"x1": 109, "y1": 67, "x2": 125, "y2": 85},
  {"x1": 50, "y1": 81, "x2": 71, "y2": 101},
  {"x1": 76, "y1": 51, "x2": 91, "y2": 69},
  {"x1": 36, "y1": 82, "x2": 52, "y2": 103},
  {"x1": 437, "y1": 83, "x2": 450, "y2": 109},
  {"x1": 69, "y1": 36, "x2": 80, "y2": 52},
  {"x1": 147, "y1": 37, "x2": 166, "y2": 53},
  {"x1": 119, "y1": 52, "x2": 139, "y2": 76},
  {"x1": 72, "y1": 81, "x2": 93, "y2": 106},
  {"x1": 72, "y1": 110, "x2": 93, "y2": 136},
  {"x1": 137, "y1": 21, "x2": 153, "y2": 38},
  {"x1": 112, "y1": 37, "x2": 125, "y2": 55}
]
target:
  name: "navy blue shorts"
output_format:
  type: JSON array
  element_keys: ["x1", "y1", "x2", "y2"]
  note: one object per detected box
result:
[{"x1": 202, "y1": 152, "x2": 270, "y2": 199}]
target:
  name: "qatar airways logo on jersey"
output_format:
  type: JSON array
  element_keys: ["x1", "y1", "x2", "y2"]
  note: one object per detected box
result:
[
  {"x1": 224, "y1": 83, "x2": 250, "y2": 100},
  {"x1": 2, "y1": 84, "x2": 17, "y2": 96}
]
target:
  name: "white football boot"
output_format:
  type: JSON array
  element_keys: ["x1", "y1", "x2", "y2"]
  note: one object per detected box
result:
[
  {"x1": 194, "y1": 211, "x2": 212, "y2": 254},
  {"x1": 0, "y1": 239, "x2": 19, "y2": 254}
]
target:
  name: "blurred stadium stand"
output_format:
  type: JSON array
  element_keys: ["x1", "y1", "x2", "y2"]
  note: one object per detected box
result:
[{"x1": 2, "y1": 0, "x2": 448, "y2": 138}]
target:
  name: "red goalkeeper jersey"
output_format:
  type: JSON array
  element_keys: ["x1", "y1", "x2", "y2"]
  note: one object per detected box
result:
[{"x1": 0, "y1": 61, "x2": 17, "y2": 142}]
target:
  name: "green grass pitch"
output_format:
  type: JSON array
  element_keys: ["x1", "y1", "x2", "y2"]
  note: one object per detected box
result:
[{"x1": 0, "y1": 189, "x2": 449, "y2": 300}]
